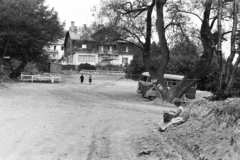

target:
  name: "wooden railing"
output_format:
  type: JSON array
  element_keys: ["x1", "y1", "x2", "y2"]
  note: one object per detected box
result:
[
  {"x1": 81, "y1": 70, "x2": 125, "y2": 76},
  {"x1": 99, "y1": 49, "x2": 119, "y2": 54},
  {"x1": 20, "y1": 74, "x2": 61, "y2": 83}
]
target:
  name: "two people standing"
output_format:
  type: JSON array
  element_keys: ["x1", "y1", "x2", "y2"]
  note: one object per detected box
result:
[{"x1": 80, "y1": 74, "x2": 92, "y2": 85}]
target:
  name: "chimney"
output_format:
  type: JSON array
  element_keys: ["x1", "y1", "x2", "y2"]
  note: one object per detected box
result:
[
  {"x1": 74, "y1": 26, "x2": 77, "y2": 33},
  {"x1": 71, "y1": 21, "x2": 74, "y2": 32},
  {"x1": 83, "y1": 24, "x2": 87, "y2": 30}
]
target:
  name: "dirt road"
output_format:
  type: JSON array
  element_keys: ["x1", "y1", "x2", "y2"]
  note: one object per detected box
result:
[{"x1": 0, "y1": 74, "x2": 193, "y2": 160}]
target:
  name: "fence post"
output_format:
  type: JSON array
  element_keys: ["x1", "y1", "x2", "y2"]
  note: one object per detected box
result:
[{"x1": 51, "y1": 76, "x2": 54, "y2": 83}]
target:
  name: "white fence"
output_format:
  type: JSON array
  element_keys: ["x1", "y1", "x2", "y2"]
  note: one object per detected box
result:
[
  {"x1": 81, "y1": 70, "x2": 125, "y2": 76},
  {"x1": 20, "y1": 74, "x2": 61, "y2": 83}
]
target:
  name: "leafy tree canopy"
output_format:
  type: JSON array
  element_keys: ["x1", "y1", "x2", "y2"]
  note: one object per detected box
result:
[{"x1": 0, "y1": 0, "x2": 64, "y2": 78}]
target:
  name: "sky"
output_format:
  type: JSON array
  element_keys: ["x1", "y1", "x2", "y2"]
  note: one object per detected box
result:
[
  {"x1": 44, "y1": 0, "x2": 101, "y2": 29},
  {"x1": 44, "y1": 0, "x2": 232, "y2": 58}
]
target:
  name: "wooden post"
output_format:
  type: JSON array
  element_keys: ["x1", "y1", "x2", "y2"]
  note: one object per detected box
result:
[{"x1": 51, "y1": 76, "x2": 54, "y2": 83}]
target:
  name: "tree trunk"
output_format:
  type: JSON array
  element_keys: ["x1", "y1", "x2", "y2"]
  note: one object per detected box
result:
[
  {"x1": 217, "y1": 0, "x2": 223, "y2": 90},
  {"x1": 224, "y1": 0, "x2": 238, "y2": 91},
  {"x1": 10, "y1": 57, "x2": 27, "y2": 79},
  {"x1": 155, "y1": 0, "x2": 171, "y2": 101},
  {"x1": 226, "y1": 55, "x2": 240, "y2": 91},
  {"x1": 154, "y1": 0, "x2": 215, "y2": 102},
  {"x1": 172, "y1": 0, "x2": 215, "y2": 100},
  {"x1": 0, "y1": 38, "x2": 10, "y2": 73}
]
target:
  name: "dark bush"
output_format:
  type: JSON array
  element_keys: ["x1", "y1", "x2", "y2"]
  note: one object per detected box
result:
[
  {"x1": 96, "y1": 64, "x2": 123, "y2": 71},
  {"x1": 62, "y1": 65, "x2": 76, "y2": 70},
  {"x1": 78, "y1": 63, "x2": 96, "y2": 71}
]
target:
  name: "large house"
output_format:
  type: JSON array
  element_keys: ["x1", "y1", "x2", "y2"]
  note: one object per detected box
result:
[
  {"x1": 45, "y1": 39, "x2": 65, "y2": 63},
  {"x1": 63, "y1": 21, "x2": 134, "y2": 66}
]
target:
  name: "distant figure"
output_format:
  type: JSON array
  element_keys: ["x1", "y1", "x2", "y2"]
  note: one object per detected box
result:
[
  {"x1": 80, "y1": 74, "x2": 84, "y2": 84},
  {"x1": 89, "y1": 75, "x2": 92, "y2": 85}
]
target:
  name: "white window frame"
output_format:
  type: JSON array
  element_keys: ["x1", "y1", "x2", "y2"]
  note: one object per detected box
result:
[{"x1": 82, "y1": 44, "x2": 87, "y2": 49}]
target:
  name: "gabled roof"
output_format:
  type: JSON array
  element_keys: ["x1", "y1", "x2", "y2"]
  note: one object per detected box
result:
[{"x1": 64, "y1": 31, "x2": 81, "y2": 47}]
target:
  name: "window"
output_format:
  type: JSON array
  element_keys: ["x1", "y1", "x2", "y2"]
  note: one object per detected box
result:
[
  {"x1": 146, "y1": 77, "x2": 151, "y2": 82},
  {"x1": 82, "y1": 44, "x2": 87, "y2": 49},
  {"x1": 164, "y1": 79, "x2": 180, "y2": 86},
  {"x1": 61, "y1": 45, "x2": 64, "y2": 50},
  {"x1": 122, "y1": 58, "x2": 128, "y2": 64},
  {"x1": 78, "y1": 55, "x2": 95, "y2": 62},
  {"x1": 89, "y1": 56, "x2": 95, "y2": 62},
  {"x1": 171, "y1": 80, "x2": 177, "y2": 85},
  {"x1": 54, "y1": 45, "x2": 56, "y2": 50},
  {"x1": 122, "y1": 46, "x2": 129, "y2": 52}
]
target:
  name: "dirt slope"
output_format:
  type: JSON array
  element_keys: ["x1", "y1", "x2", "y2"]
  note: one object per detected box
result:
[{"x1": 163, "y1": 98, "x2": 240, "y2": 160}]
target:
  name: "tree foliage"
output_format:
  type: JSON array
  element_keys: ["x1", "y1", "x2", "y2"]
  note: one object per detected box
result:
[
  {"x1": 96, "y1": 0, "x2": 239, "y2": 102},
  {"x1": 166, "y1": 41, "x2": 200, "y2": 75},
  {"x1": 0, "y1": 0, "x2": 64, "y2": 78}
]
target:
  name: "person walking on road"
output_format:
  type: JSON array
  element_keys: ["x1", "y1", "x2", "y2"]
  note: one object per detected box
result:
[
  {"x1": 89, "y1": 75, "x2": 92, "y2": 85},
  {"x1": 80, "y1": 74, "x2": 84, "y2": 84}
]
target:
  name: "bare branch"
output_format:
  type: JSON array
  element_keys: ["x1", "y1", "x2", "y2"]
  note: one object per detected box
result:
[
  {"x1": 176, "y1": 10, "x2": 203, "y2": 22},
  {"x1": 222, "y1": 31, "x2": 232, "y2": 36},
  {"x1": 210, "y1": 16, "x2": 218, "y2": 30},
  {"x1": 121, "y1": 26, "x2": 145, "y2": 47},
  {"x1": 178, "y1": 24, "x2": 190, "y2": 43},
  {"x1": 164, "y1": 22, "x2": 180, "y2": 30}
]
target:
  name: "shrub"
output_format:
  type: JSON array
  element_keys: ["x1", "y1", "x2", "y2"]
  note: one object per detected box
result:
[
  {"x1": 95, "y1": 64, "x2": 123, "y2": 71},
  {"x1": 78, "y1": 63, "x2": 96, "y2": 71}
]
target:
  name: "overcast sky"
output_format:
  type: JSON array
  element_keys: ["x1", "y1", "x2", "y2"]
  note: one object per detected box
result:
[{"x1": 45, "y1": 0, "x2": 100, "y2": 29}]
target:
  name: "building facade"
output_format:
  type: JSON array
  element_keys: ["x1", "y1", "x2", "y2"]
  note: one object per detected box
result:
[
  {"x1": 63, "y1": 21, "x2": 134, "y2": 66},
  {"x1": 46, "y1": 39, "x2": 65, "y2": 63}
]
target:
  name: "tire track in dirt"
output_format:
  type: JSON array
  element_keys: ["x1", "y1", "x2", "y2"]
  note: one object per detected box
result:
[{"x1": 87, "y1": 120, "x2": 111, "y2": 160}]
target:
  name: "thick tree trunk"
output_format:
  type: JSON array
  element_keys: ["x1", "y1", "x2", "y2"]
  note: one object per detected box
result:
[
  {"x1": 225, "y1": 0, "x2": 238, "y2": 91},
  {"x1": 142, "y1": 0, "x2": 170, "y2": 99},
  {"x1": 217, "y1": 0, "x2": 223, "y2": 90},
  {"x1": 224, "y1": 0, "x2": 238, "y2": 91},
  {"x1": 10, "y1": 56, "x2": 27, "y2": 79},
  {"x1": 142, "y1": 0, "x2": 156, "y2": 71},
  {"x1": 226, "y1": 55, "x2": 240, "y2": 91},
  {"x1": 155, "y1": 0, "x2": 171, "y2": 101},
  {"x1": 168, "y1": 0, "x2": 215, "y2": 101},
  {"x1": 154, "y1": 0, "x2": 215, "y2": 102}
]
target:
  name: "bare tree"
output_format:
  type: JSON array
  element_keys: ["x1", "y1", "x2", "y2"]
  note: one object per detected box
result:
[
  {"x1": 97, "y1": 0, "x2": 240, "y2": 102},
  {"x1": 224, "y1": 0, "x2": 239, "y2": 91}
]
